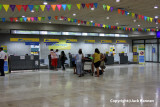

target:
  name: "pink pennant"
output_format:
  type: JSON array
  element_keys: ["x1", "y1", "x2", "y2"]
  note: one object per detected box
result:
[
  {"x1": 121, "y1": 10, "x2": 125, "y2": 15},
  {"x1": 22, "y1": 5, "x2": 28, "y2": 12},
  {"x1": 31, "y1": 17, "x2": 34, "y2": 22},
  {"x1": 129, "y1": 28, "x2": 131, "y2": 31},
  {"x1": 141, "y1": 15, "x2": 144, "y2": 20},
  {"x1": 81, "y1": 21, "x2": 83, "y2": 24},
  {"x1": 57, "y1": 5, "x2": 62, "y2": 11},
  {"x1": 10, "y1": 18, "x2": 13, "y2": 22},
  {"x1": 98, "y1": 24, "x2": 100, "y2": 27}
]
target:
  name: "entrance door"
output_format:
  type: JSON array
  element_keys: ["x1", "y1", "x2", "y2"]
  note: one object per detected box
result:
[{"x1": 145, "y1": 44, "x2": 157, "y2": 62}]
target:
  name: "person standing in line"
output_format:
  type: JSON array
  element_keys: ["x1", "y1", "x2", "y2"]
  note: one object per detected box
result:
[
  {"x1": 0, "y1": 47, "x2": 6, "y2": 76},
  {"x1": 75, "y1": 49, "x2": 84, "y2": 77},
  {"x1": 60, "y1": 51, "x2": 66, "y2": 70},
  {"x1": 50, "y1": 49, "x2": 58, "y2": 71},
  {"x1": 92, "y1": 48, "x2": 101, "y2": 77},
  {"x1": 55, "y1": 49, "x2": 59, "y2": 70}
]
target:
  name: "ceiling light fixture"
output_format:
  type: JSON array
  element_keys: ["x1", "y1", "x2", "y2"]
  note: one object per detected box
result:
[
  {"x1": 91, "y1": 20, "x2": 93, "y2": 23},
  {"x1": 116, "y1": 0, "x2": 120, "y2": 2},
  {"x1": 31, "y1": 10, "x2": 34, "y2": 12},
  {"x1": 133, "y1": 20, "x2": 136, "y2": 22},
  {"x1": 22, "y1": 16, "x2": 25, "y2": 18},
  {"x1": 155, "y1": 16, "x2": 159, "y2": 19},
  {"x1": 154, "y1": 6, "x2": 158, "y2": 9},
  {"x1": 138, "y1": 25, "x2": 140, "y2": 27},
  {"x1": 91, "y1": 8, "x2": 94, "y2": 10},
  {"x1": 106, "y1": 17, "x2": 110, "y2": 19},
  {"x1": 49, "y1": 22, "x2": 51, "y2": 23},
  {"x1": 156, "y1": 27, "x2": 158, "y2": 29},
  {"x1": 43, "y1": 2, "x2": 48, "y2": 5},
  {"x1": 78, "y1": 24, "x2": 80, "y2": 25},
  {"x1": 73, "y1": 13, "x2": 76, "y2": 16},
  {"x1": 116, "y1": 22, "x2": 119, "y2": 25},
  {"x1": 156, "y1": 22, "x2": 158, "y2": 24}
]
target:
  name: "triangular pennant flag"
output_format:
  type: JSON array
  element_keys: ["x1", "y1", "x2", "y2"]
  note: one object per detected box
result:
[
  {"x1": 129, "y1": 12, "x2": 132, "y2": 16},
  {"x1": 61, "y1": 16, "x2": 64, "y2": 20},
  {"x1": 98, "y1": 24, "x2": 100, "y2": 27},
  {"x1": 74, "y1": 19, "x2": 77, "y2": 23},
  {"x1": 34, "y1": 5, "x2": 40, "y2": 11},
  {"x1": 64, "y1": 17, "x2": 67, "y2": 21},
  {"x1": 110, "y1": 7, "x2": 114, "y2": 12},
  {"x1": 3, "y1": 5, "x2": 9, "y2": 12},
  {"x1": 93, "y1": 23, "x2": 95, "y2": 26},
  {"x1": 48, "y1": 16, "x2": 51, "y2": 20},
  {"x1": 62, "y1": 4, "x2": 67, "y2": 11},
  {"x1": 95, "y1": 23, "x2": 97, "y2": 26},
  {"x1": 16, "y1": 5, "x2": 22, "y2": 12},
  {"x1": 81, "y1": 3, "x2": 85, "y2": 8},
  {"x1": 118, "y1": 9, "x2": 121, "y2": 14},
  {"x1": 150, "y1": 18, "x2": 153, "y2": 22},
  {"x1": 135, "y1": 14, "x2": 138, "y2": 19},
  {"x1": 94, "y1": 3, "x2": 98, "y2": 8},
  {"x1": 78, "y1": 20, "x2": 80, "y2": 23},
  {"x1": 129, "y1": 28, "x2": 131, "y2": 31},
  {"x1": 132, "y1": 13, "x2": 135, "y2": 18},
  {"x1": 125, "y1": 11, "x2": 128, "y2": 16},
  {"x1": 89, "y1": 22, "x2": 92, "y2": 26},
  {"x1": 68, "y1": 18, "x2": 71, "y2": 22},
  {"x1": 10, "y1": 18, "x2": 13, "y2": 22},
  {"x1": 38, "y1": 17, "x2": 41, "y2": 21},
  {"x1": 141, "y1": 15, "x2": 144, "y2": 20},
  {"x1": 144, "y1": 16, "x2": 147, "y2": 21},
  {"x1": 103, "y1": 4, "x2": 106, "y2": 10},
  {"x1": 23, "y1": 17, "x2": 27, "y2": 22},
  {"x1": 55, "y1": 16, "x2": 58, "y2": 20},
  {"x1": 121, "y1": 10, "x2": 125, "y2": 15},
  {"x1": 22, "y1": 5, "x2": 28, "y2": 12},
  {"x1": 108, "y1": 25, "x2": 111, "y2": 29},
  {"x1": 31, "y1": 17, "x2": 34, "y2": 21},
  {"x1": 71, "y1": 19, "x2": 74, "y2": 22},
  {"x1": 34, "y1": 17, "x2": 38, "y2": 21},
  {"x1": 81, "y1": 21, "x2": 83, "y2": 24},
  {"x1": 2, "y1": 18, "x2": 5, "y2": 22},
  {"x1": 0, "y1": 4, "x2": 2, "y2": 11},
  {"x1": 10, "y1": 5, "x2": 16, "y2": 12},
  {"x1": 154, "y1": 18, "x2": 157, "y2": 23},
  {"x1": 40, "y1": 5, "x2": 45, "y2": 11},
  {"x1": 90, "y1": 3, "x2": 94, "y2": 8},
  {"x1": 138, "y1": 15, "x2": 141, "y2": 19},
  {"x1": 147, "y1": 17, "x2": 150, "y2": 21},
  {"x1": 57, "y1": 5, "x2": 62, "y2": 11},
  {"x1": 46, "y1": 5, "x2": 51, "y2": 11},
  {"x1": 86, "y1": 3, "x2": 90, "y2": 8},
  {"x1": 100, "y1": 24, "x2": 103, "y2": 27},
  {"x1": 84, "y1": 21, "x2": 86, "y2": 24},
  {"x1": 111, "y1": 26, "x2": 113, "y2": 29},
  {"x1": 28, "y1": 5, "x2": 34, "y2": 11},
  {"x1": 51, "y1": 5, "x2": 56, "y2": 11},
  {"x1": 14, "y1": 17, "x2": 18, "y2": 22},
  {"x1": 106, "y1": 25, "x2": 108, "y2": 28},
  {"x1": 117, "y1": 27, "x2": 120, "y2": 30},
  {"x1": 103, "y1": 24, "x2": 106, "y2": 28},
  {"x1": 77, "y1": 4, "x2": 81, "y2": 10},
  {"x1": 126, "y1": 27, "x2": 128, "y2": 31},
  {"x1": 67, "y1": 4, "x2": 71, "y2": 11},
  {"x1": 107, "y1": 5, "x2": 111, "y2": 11},
  {"x1": 27, "y1": 17, "x2": 31, "y2": 22},
  {"x1": 42, "y1": 17, "x2": 45, "y2": 21},
  {"x1": 19, "y1": 17, "x2": 23, "y2": 22}
]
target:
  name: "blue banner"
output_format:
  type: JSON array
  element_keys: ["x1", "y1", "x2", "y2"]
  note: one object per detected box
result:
[{"x1": 25, "y1": 42, "x2": 39, "y2": 45}]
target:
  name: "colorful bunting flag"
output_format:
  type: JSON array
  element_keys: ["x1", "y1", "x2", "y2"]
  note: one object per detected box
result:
[
  {"x1": 22, "y1": 5, "x2": 28, "y2": 12},
  {"x1": 147, "y1": 17, "x2": 150, "y2": 21},
  {"x1": 77, "y1": 4, "x2": 81, "y2": 10},
  {"x1": 14, "y1": 17, "x2": 18, "y2": 22},
  {"x1": 23, "y1": 17, "x2": 27, "y2": 22},
  {"x1": 31, "y1": 17, "x2": 34, "y2": 22},
  {"x1": 19, "y1": 17, "x2": 23, "y2": 22},
  {"x1": 40, "y1": 5, "x2": 45, "y2": 11},
  {"x1": 118, "y1": 9, "x2": 121, "y2": 14},
  {"x1": 62, "y1": 4, "x2": 67, "y2": 11},
  {"x1": 150, "y1": 18, "x2": 153, "y2": 22},
  {"x1": 27, "y1": 17, "x2": 31, "y2": 22},
  {"x1": 2, "y1": 18, "x2": 5, "y2": 22},
  {"x1": 10, "y1": 18, "x2": 13, "y2": 22},
  {"x1": 46, "y1": 5, "x2": 51, "y2": 11},
  {"x1": 51, "y1": 5, "x2": 56, "y2": 11},
  {"x1": 48, "y1": 16, "x2": 51, "y2": 20},
  {"x1": 103, "y1": 4, "x2": 106, "y2": 10},
  {"x1": 0, "y1": 4, "x2": 2, "y2": 11},
  {"x1": 81, "y1": 3, "x2": 85, "y2": 8},
  {"x1": 42, "y1": 17, "x2": 45, "y2": 21},
  {"x1": 3, "y1": 5, "x2": 9, "y2": 12},
  {"x1": 10, "y1": 5, "x2": 15, "y2": 12},
  {"x1": 86, "y1": 3, "x2": 90, "y2": 8},
  {"x1": 55, "y1": 16, "x2": 58, "y2": 20},
  {"x1": 28, "y1": 5, "x2": 34, "y2": 11},
  {"x1": 90, "y1": 3, "x2": 94, "y2": 8},
  {"x1": 57, "y1": 5, "x2": 62, "y2": 11},
  {"x1": 34, "y1": 5, "x2": 39, "y2": 11},
  {"x1": 38, "y1": 17, "x2": 41, "y2": 21},
  {"x1": 132, "y1": 13, "x2": 135, "y2": 18},
  {"x1": 121, "y1": 10, "x2": 125, "y2": 15},
  {"x1": 67, "y1": 4, "x2": 71, "y2": 11},
  {"x1": 34, "y1": 17, "x2": 38, "y2": 21},
  {"x1": 68, "y1": 18, "x2": 71, "y2": 22},
  {"x1": 16, "y1": 5, "x2": 22, "y2": 12},
  {"x1": 110, "y1": 7, "x2": 114, "y2": 12},
  {"x1": 107, "y1": 5, "x2": 110, "y2": 11},
  {"x1": 94, "y1": 3, "x2": 98, "y2": 8}
]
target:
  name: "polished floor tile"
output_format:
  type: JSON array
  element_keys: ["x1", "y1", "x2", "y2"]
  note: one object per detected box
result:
[{"x1": 0, "y1": 63, "x2": 160, "y2": 107}]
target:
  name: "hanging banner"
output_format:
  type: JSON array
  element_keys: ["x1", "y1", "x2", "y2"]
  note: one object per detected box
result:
[
  {"x1": 138, "y1": 45, "x2": 145, "y2": 64},
  {"x1": 44, "y1": 39, "x2": 59, "y2": 43},
  {"x1": 10, "y1": 38, "x2": 39, "y2": 42},
  {"x1": 66, "y1": 39, "x2": 77, "y2": 43},
  {"x1": 101, "y1": 40, "x2": 112, "y2": 44},
  {"x1": 48, "y1": 40, "x2": 71, "y2": 50},
  {"x1": 85, "y1": 40, "x2": 95, "y2": 44},
  {"x1": 116, "y1": 40, "x2": 127, "y2": 44}
]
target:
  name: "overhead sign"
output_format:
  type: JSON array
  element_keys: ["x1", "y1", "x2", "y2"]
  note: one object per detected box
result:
[
  {"x1": 48, "y1": 40, "x2": 71, "y2": 50},
  {"x1": 66, "y1": 39, "x2": 77, "y2": 43},
  {"x1": 44, "y1": 39, "x2": 59, "y2": 43},
  {"x1": 116, "y1": 40, "x2": 127, "y2": 44},
  {"x1": 85, "y1": 40, "x2": 95, "y2": 44},
  {"x1": 101, "y1": 40, "x2": 112, "y2": 44},
  {"x1": 10, "y1": 38, "x2": 39, "y2": 42}
]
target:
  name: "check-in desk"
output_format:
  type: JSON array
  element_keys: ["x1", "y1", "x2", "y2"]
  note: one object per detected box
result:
[
  {"x1": 119, "y1": 53, "x2": 128, "y2": 64},
  {"x1": 105, "y1": 54, "x2": 114, "y2": 65}
]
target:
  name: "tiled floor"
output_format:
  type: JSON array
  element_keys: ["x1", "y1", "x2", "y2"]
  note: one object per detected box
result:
[{"x1": 0, "y1": 63, "x2": 160, "y2": 107}]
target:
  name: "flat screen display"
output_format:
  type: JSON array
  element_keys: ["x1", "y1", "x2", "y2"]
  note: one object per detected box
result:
[{"x1": 157, "y1": 31, "x2": 160, "y2": 38}]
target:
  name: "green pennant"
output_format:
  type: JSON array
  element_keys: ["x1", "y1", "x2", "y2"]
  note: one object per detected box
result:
[
  {"x1": 89, "y1": 22, "x2": 92, "y2": 26},
  {"x1": 19, "y1": 17, "x2": 23, "y2": 22},
  {"x1": 142, "y1": 29, "x2": 144, "y2": 31},
  {"x1": 34, "y1": 5, "x2": 40, "y2": 11},
  {"x1": 121, "y1": 27, "x2": 123, "y2": 30},
  {"x1": 106, "y1": 25, "x2": 108, "y2": 28},
  {"x1": 42, "y1": 17, "x2": 45, "y2": 21},
  {"x1": 67, "y1": 4, "x2": 71, "y2": 11},
  {"x1": 0, "y1": 4, "x2": 2, "y2": 11},
  {"x1": 71, "y1": 18, "x2": 74, "y2": 22},
  {"x1": 0, "y1": 18, "x2": 2, "y2": 21},
  {"x1": 129, "y1": 12, "x2": 132, "y2": 16},
  {"x1": 103, "y1": 4, "x2": 106, "y2": 10},
  {"x1": 147, "y1": 17, "x2": 150, "y2": 21}
]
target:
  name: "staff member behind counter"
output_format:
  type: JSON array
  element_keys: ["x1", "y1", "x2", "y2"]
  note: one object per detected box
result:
[{"x1": 0, "y1": 47, "x2": 6, "y2": 76}]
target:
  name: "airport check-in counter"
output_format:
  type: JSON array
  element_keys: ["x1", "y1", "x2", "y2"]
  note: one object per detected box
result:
[
  {"x1": 105, "y1": 54, "x2": 114, "y2": 65},
  {"x1": 119, "y1": 53, "x2": 128, "y2": 64},
  {"x1": 10, "y1": 55, "x2": 40, "y2": 71}
]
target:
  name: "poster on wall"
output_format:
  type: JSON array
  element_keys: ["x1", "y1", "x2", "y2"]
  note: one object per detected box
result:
[
  {"x1": 138, "y1": 45, "x2": 145, "y2": 64},
  {"x1": 1, "y1": 46, "x2": 9, "y2": 74},
  {"x1": 48, "y1": 40, "x2": 71, "y2": 50}
]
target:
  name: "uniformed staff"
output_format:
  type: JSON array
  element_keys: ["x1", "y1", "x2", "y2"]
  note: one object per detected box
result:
[{"x1": 0, "y1": 47, "x2": 6, "y2": 76}]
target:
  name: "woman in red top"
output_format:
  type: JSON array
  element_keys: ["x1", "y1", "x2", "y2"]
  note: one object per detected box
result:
[{"x1": 50, "y1": 49, "x2": 58, "y2": 71}]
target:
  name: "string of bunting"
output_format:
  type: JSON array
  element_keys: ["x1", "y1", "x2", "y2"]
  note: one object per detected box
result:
[
  {"x1": 103, "y1": 4, "x2": 160, "y2": 24},
  {"x1": 76, "y1": 3, "x2": 98, "y2": 10},
  {"x1": 0, "y1": 4, "x2": 72, "y2": 12}
]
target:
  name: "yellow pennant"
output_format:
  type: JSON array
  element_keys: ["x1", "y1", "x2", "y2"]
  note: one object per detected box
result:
[
  {"x1": 103, "y1": 24, "x2": 106, "y2": 28},
  {"x1": 87, "y1": 21, "x2": 89, "y2": 25},
  {"x1": 150, "y1": 18, "x2": 153, "y2": 22},
  {"x1": 132, "y1": 28, "x2": 135, "y2": 31},
  {"x1": 3, "y1": 4, "x2": 9, "y2": 12},
  {"x1": 40, "y1": 5, "x2": 45, "y2": 11},
  {"x1": 68, "y1": 18, "x2": 71, "y2": 22},
  {"x1": 148, "y1": 29, "x2": 150, "y2": 32},
  {"x1": 38, "y1": 17, "x2": 41, "y2": 21},
  {"x1": 77, "y1": 4, "x2": 81, "y2": 10},
  {"x1": 132, "y1": 13, "x2": 135, "y2": 18},
  {"x1": 107, "y1": 5, "x2": 111, "y2": 11},
  {"x1": 117, "y1": 27, "x2": 120, "y2": 30}
]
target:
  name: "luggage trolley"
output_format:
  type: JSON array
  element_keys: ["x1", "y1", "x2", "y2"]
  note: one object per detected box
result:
[{"x1": 83, "y1": 58, "x2": 94, "y2": 76}]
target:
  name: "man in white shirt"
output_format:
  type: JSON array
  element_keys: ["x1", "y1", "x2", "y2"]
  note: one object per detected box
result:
[{"x1": 0, "y1": 47, "x2": 6, "y2": 76}]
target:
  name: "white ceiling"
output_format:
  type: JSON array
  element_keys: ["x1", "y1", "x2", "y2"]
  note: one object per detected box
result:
[{"x1": 0, "y1": 0, "x2": 160, "y2": 30}]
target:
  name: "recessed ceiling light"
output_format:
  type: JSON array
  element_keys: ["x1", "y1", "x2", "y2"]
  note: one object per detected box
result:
[
  {"x1": 156, "y1": 27, "x2": 158, "y2": 29},
  {"x1": 49, "y1": 22, "x2": 51, "y2": 23},
  {"x1": 91, "y1": 20, "x2": 93, "y2": 23},
  {"x1": 127, "y1": 13, "x2": 129, "y2": 15},
  {"x1": 78, "y1": 24, "x2": 80, "y2": 25},
  {"x1": 156, "y1": 22, "x2": 158, "y2": 24},
  {"x1": 154, "y1": 6, "x2": 158, "y2": 9},
  {"x1": 91, "y1": 8, "x2": 94, "y2": 10},
  {"x1": 116, "y1": 0, "x2": 120, "y2": 2},
  {"x1": 31, "y1": 10, "x2": 34, "y2": 12},
  {"x1": 22, "y1": 16, "x2": 25, "y2": 18},
  {"x1": 73, "y1": 13, "x2": 76, "y2": 16},
  {"x1": 106, "y1": 17, "x2": 110, "y2": 19},
  {"x1": 138, "y1": 25, "x2": 140, "y2": 27},
  {"x1": 43, "y1": 2, "x2": 48, "y2": 5},
  {"x1": 155, "y1": 16, "x2": 159, "y2": 19},
  {"x1": 16, "y1": 20, "x2": 18, "y2": 22},
  {"x1": 116, "y1": 22, "x2": 119, "y2": 25},
  {"x1": 133, "y1": 20, "x2": 136, "y2": 22}
]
